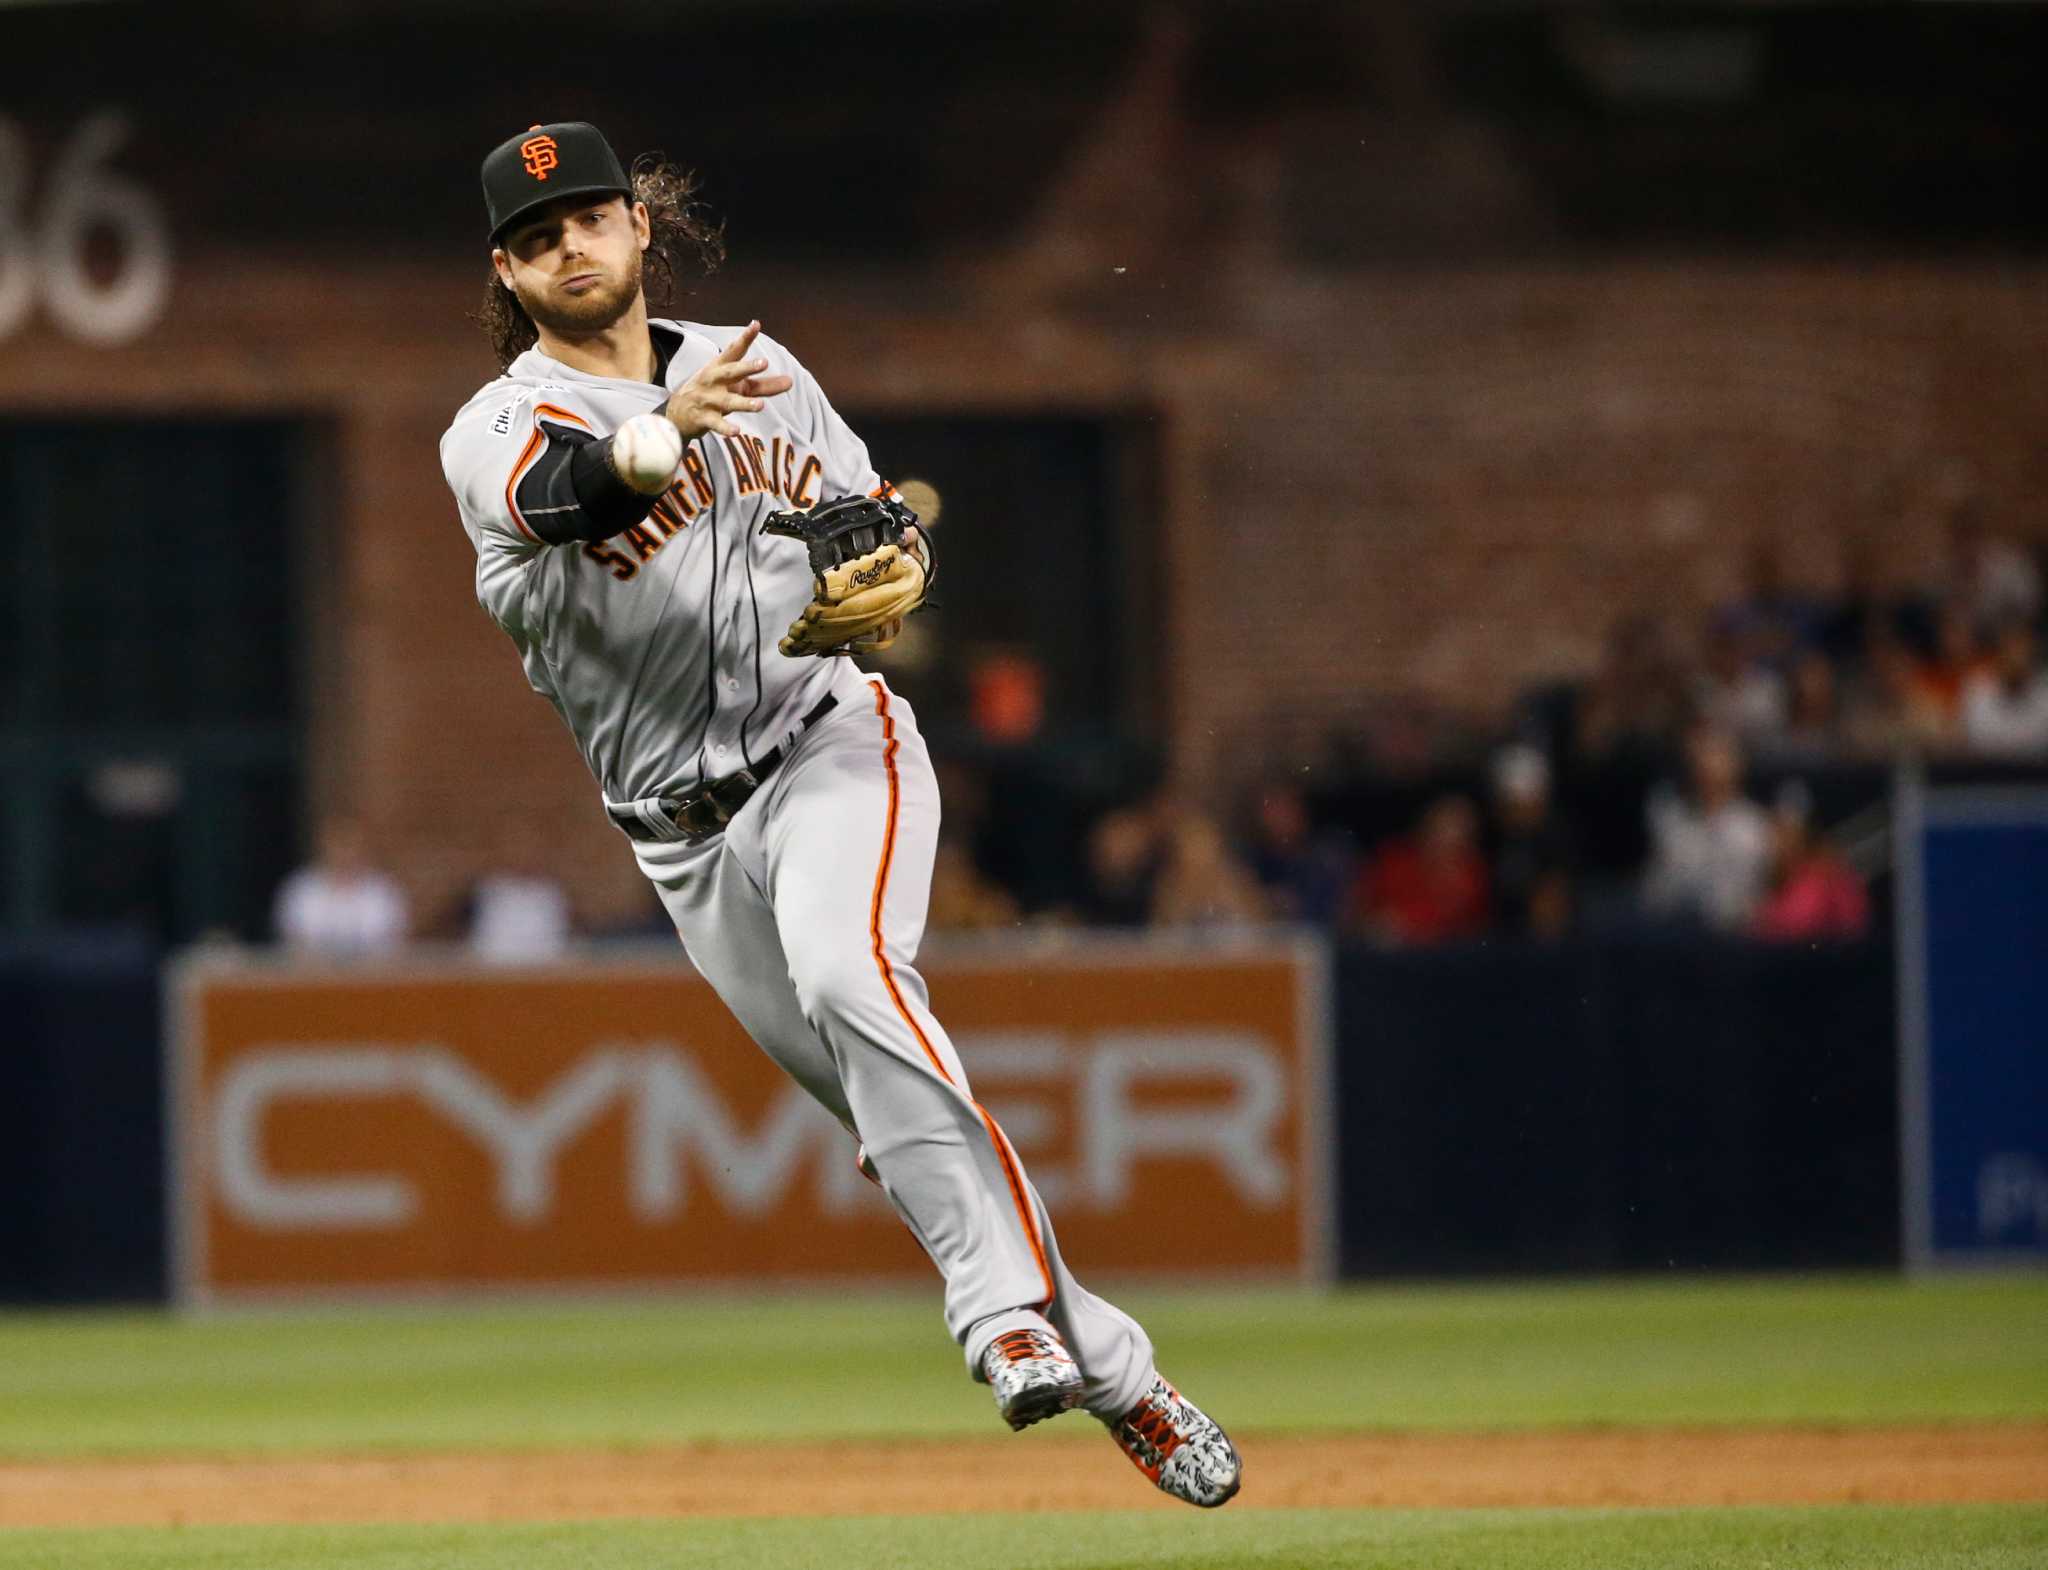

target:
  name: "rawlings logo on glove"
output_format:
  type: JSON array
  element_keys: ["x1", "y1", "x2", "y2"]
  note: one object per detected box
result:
[{"x1": 762, "y1": 494, "x2": 932, "y2": 657}]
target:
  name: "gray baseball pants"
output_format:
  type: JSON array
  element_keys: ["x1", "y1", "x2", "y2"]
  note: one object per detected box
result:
[{"x1": 643, "y1": 673, "x2": 1154, "y2": 1419}]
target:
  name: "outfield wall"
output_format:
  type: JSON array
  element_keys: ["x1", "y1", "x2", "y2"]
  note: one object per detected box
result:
[
  {"x1": 1, "y1": 931, "x2": 1921, "y2": 1305},
  {"x1": 0, "y1": 934, "x2": 166, "y2": 1303},
  {"x1": 1338, "y1": 937, "x2": 1898, "y2": 1275}
]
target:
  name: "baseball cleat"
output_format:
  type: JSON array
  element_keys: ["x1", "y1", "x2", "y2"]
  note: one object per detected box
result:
[
  {"x1": 980, "y1": 1327, "x2": 1085, "y2": 1431},
  {"x1": 1107, "y1": 1375, "x2": 1242, "y2": 1508}
]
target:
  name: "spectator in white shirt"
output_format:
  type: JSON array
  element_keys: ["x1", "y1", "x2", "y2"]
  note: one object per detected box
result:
[
  {"x1": 1940, "y1": 502, "x2": 2042, "y2": 634},
  {"x1": 1962, "y1": 621, "x2": 2048, "y2": 759},
  {"x1": 1642, "y1": 724, "x2": 1773, "y2": 931},
  {"x1": 272, "y1": 816, "x2": 408, "y2": 957},
  {"x1": 464, "y1": 830, "x2": 575, "y2": 963}
]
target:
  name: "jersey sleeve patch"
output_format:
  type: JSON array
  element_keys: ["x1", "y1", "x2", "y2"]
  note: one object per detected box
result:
[{"x1": 489, "y1": 390, "x2": 532, "y2": 438}]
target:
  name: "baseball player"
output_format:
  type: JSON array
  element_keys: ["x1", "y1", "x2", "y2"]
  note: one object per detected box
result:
[{"x1": 439, "y1": 122, "x2": 1239, "y2": 1507}]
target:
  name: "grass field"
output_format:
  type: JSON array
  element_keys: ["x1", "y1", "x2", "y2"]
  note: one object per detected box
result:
[
  {"x1": 7, "y1": 1507, "x2": 2048, "y2": 1570},
  {"x1": 2, "y1": 1275, "x2": 2044, "y2": 1567}
]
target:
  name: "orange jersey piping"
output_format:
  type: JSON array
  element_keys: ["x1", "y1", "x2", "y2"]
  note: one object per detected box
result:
[{"x1": 865, "y1": 679, "x2": 1056, "y2": 1310}]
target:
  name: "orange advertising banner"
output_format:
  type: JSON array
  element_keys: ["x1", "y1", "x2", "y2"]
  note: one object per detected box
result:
[{"x1": 169, "y1": 940, "x2": 1330, "y2": 1302}]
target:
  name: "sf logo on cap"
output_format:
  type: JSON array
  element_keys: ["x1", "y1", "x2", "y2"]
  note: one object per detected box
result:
[{"x1": 520, "y1": 131, "x2": 559, "y2": 181}]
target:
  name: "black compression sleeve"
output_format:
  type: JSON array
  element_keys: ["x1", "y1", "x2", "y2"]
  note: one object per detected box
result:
[
  {"x1": 514, "y1": 404, "x2": 670, "y2": 546},
  {"x1": 567, "y1": 437, "x2": 661, "y2": 538}
]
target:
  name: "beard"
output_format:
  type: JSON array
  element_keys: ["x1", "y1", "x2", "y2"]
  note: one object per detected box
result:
[{"x1": 517, "y1": 247, "x2": 643, "y2": 337}]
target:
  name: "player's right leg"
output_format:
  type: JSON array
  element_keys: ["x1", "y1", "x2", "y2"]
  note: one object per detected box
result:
[
  {"x1": 636, "y1": 693, "x2": 1239, "y2": 1505},
  {"x1": 641, "y1": 833, "x2": 854, "y2": 1127},
  {"x1": 642, "y1": 829, "x2": 1114, "y2": 1419}
]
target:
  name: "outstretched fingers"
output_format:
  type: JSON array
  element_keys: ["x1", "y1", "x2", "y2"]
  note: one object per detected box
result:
[
  {"x1": 718, "y1": 319, "x2": 763, "y2": 363},
  {"x1": 701, "y1": 343, "x2": 794, "y2": 407},
  {"x1": 700, "y1": 354, "x2": 766, "y2": 387},
  {"x1": 733, "y1": 372, "x2": 795, "y2": 399},
  {"x1": 704, "y1": 359, "x2": 793, "y2": 402},
  {"x1": 666, "y1": 321, "x2": 794, "y2": 438}
]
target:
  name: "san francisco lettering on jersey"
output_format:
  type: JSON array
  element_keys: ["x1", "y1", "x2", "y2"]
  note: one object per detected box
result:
[{"x1": 580, "y1": 433, "x2": 828, "y2": 584}]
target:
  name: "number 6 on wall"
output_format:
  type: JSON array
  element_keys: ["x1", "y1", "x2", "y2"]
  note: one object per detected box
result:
[{"x1": 0, "y1": 113, "x2": 171, "y2": 347}]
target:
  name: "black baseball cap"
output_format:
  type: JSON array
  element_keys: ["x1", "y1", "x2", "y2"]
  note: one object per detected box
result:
[{"x1": 481, "y1": 121, "x2": 631, "y2": 246}]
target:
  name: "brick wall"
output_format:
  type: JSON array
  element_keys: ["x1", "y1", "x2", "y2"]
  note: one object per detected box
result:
[
  {"x1": 1149, "y1": 263, "x2": 2048, "y2": 784},
  {"x1": 9, "y1": 254, "x2": 2044, "y2": 924}
]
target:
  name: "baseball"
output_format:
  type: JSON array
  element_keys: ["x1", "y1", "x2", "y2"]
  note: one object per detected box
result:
[{"x1": 611, "y1": 412, "x2": 684, "y2": 495}]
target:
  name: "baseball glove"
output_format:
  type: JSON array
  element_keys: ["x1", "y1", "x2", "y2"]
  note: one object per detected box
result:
[{"x1": 762, "y1": 493, "x2": 930, "y2": 657}]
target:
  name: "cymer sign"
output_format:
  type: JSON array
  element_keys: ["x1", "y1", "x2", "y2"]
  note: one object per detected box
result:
[{"x1": 170, "y1": 942, "x2": 1330, "y2": 1301}]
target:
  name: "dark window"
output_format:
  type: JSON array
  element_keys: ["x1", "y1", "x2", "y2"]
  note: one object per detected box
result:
[{"x1": 0, "y1": 420, "x2": 310, "y2": 942}]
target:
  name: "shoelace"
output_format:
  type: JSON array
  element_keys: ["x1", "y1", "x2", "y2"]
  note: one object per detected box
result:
[
  {"x1": 1119, "y1": 1391, "x2": 1187, "y2": 1464},
  {"x1": 991, "y1": 1329, "x2": 1066, "y2": 1366}
]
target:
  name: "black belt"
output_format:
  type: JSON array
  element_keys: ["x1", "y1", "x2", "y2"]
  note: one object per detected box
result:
[{"x1": 609, "y1": 693, "x2": 838, "y2": 845}]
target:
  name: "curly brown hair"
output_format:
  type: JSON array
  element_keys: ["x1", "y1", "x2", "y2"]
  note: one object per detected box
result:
[{"x1": 474, "y1": 154, "x2": 726, "y2": 370}]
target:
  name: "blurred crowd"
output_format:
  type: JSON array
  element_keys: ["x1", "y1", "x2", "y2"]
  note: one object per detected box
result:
[
  {"x1": 925, "y1": 731, "x2": 1868, "y2": 948},
  {"x1": 1573, "y1": 505, "x2": 2045, "y2": 773},
  {"x1": 920, "y1": 504, "x2": 2044, "y2": 949},
  {"x1": 273, "y1": 508, "x2": 2044, "y2": 958}
]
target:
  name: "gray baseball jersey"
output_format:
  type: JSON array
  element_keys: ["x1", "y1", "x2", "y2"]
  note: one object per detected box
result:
[{"x1": 439, "y1": 319, "x2": 888, "y2": 825}]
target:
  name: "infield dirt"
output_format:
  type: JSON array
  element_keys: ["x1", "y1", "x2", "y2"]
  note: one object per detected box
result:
[{"x1": 4, "y1": 1424, "x2": 2043, "y2": 1527}]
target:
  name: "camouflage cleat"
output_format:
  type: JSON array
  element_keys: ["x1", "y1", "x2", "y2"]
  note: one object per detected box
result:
[
  {"x1": 1107, "y1": 1375, "x2": 1242, "y2": 1508},
  {"x1": 980, "y1": 1328, "x2": 1085, "y2": 1431}
]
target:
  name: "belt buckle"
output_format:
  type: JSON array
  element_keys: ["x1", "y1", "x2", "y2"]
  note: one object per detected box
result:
[
  {"x1": 671, "y1": 798, "x2": 720, "y2": 847},
  {"x1": 671, "y1": 768, "x2": 760, "y2": 843},
  {"x1": 710, "y1": 769, "x2": 758, "y2": 813}
]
